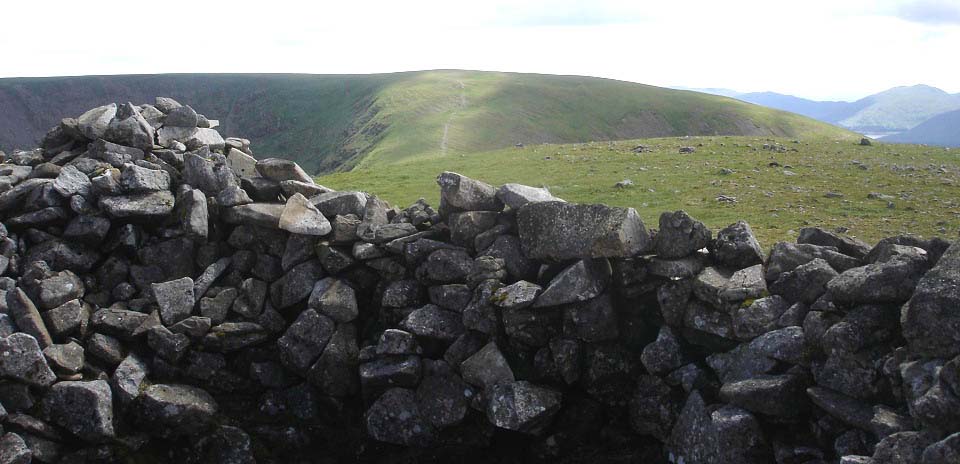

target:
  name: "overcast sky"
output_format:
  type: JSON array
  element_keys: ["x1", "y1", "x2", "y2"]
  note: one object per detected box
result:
[{"x1": 2, "y1": 0, "x2": 958, "y2": 100}]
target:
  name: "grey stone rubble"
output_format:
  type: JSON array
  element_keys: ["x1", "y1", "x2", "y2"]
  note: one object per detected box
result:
[{"x1": 0, "y1": 99, "x2": 955, "y2": 464}]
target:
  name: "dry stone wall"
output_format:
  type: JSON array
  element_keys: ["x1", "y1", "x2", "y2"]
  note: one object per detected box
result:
[{"x1": 0, "y1": 99, "x2": 957, "y2": 463}]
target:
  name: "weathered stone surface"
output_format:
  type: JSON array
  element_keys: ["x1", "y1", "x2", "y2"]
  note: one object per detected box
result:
[
  {"x1": 656, "y1": 210, "x2": 712, "y2": 259},
  {"x1": 903, "y1": 241, "x2": 960, "y2": 358},
  {"x1": 52, "y1": 165, "x2": 91, "y2": 197},
  {"x1": 41, "y1": 380, "x2": 114, "y2": 443},
  {"x1": 270, "y1": 259, "x2": 325, "y2": 309},
  {"x1": 99, "y1": 190, "x2": 176, "y2": 218},
  {"x1": 486, "y1": 381, "x2": 562, "y2": 433},
  {"x1": 534, "y1": 258, "x2": 611, "y2": 307},
  {"x1": 461, "y1": 342, "x2": 514, "y2": 390},
  {"x1": 307, "y1": 323, "x2": 359, "y2": 397},
  {"x1": 765, "y1": 242, "x2": 861, "y2": 281},
  {"x1": 437, "y1": 171, "x2": 502, "y2": 214},
  {"x1": 6, "y1": 289, "x2": 53, "y2": 348},
  {"x1": 110, "y1": 353, "x2": 149, "y2": 404},
  {"x1": 133, "y1": 384, "x2": 218, "y2": 437},
  {"x1": 641, "y1": 326, "x2": 685, "y2": 375},
  {"x1": 517, "y1": 202, "x2": 651, "y2": 260},
  {"x1": 0, "y1": 432, "x2": 31, "y2": 464},
  {"x1": 152, "y1": 277, "x2": 195, "y2": 326},
  {"x1": 491, "y1": 280, "x2": 541, "y2": 310},
  {"x1": 255, "y1": 158, "x2": 313, "y2": 183},
  {"x1": 720, "y1": 373, "x2": 809, "y2": 417},
  {"x1": 365, "y1": 388, "x2": 436, "y2": 446},
  {"x1": 77, "y1": 104, "x2": 117, "y2": 140},
  {"x1": 770, "y1": 258, "x2": 838, "y2": 304},
  {"x1": 308, "y1": 277, "x2": 358, "y2": 323},
  {"x1": 277, "y1": 309, "x2": 335, "y2": 371},
  {"x1": 279, "y1": 193, "x2": 331, "y2": 236},
  {"x1": 0, "y1": 333, "x2": 56, "y2": 387},
  {"x1": 799, "y1": 227, "x2": 872, "y2": 260},
  {"x1": 222, "y1": 203, "x2": 285, "y2": 229},
  {"x1": 400, "y1": 304, "x2": 465, "y2": 342},
  {"x1": 714, "y1": 220, "x2": 764, "y2": 269},
  {"x1": 496, "y1": 183, "x2": 562, "y2": 209},
  {"x1": 827, "y1": 255, "x2": 926, "y2": 304}
]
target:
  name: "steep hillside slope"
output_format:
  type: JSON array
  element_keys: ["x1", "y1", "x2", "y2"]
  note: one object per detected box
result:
[
  {"x1": 0, "y1": 71, "x2": 855, "y2": 172},
  {"x1": 885, "y1": 109, "x2": 960, "y2": 147}
]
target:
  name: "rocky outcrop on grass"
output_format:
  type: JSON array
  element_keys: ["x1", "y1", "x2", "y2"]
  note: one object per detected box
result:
[{"x1": 0, "y1": 99, "x2": 956, "y2": 463}]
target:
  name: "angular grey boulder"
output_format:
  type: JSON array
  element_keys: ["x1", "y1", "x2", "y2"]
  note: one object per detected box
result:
[
  {"x1": 461, "y1": 342, "x2": 514, "y2": 390},
  {"x1": 827, "y1": 255, "x2": 927, "y2": 304},
  {"x1": 713, "y1": 220, "x2": 764, "y2": 269},
  {"x1": 486, "y1": 381, "x2": 562, "y2": 433},
  {"x1": 99, "y1": 190, "x2": 176, "y2": 218},
  {"x1": 133, "y1": 384, "x2": 218, "y2": 437},
  {"x1": 903, "y1": 241, "x2": 960, "y2": 358},
  {"x1": 437, "y1": 171, "x2": 503, "y2": 215},
  {"x1": 6, "y1": 288, "x2": 53, "y2": 348},
  {"x1": 152, "y1": 277, "x2": 195, "y2": 326},
  {"x1": 517, "y1": 202, "x2": 650, "y2": 260},
  {"x1": 77, "y1": 103, "x2": 117, "y2": 140},
  {"x1": 496, "y1": 183, "x2": 562, "y2": 209},
  {"x1": 255, "y1": 158, "x2": 313, "y2": 183},
  {"x1": 277, "y1": 309, "x2": 335, "y2": 371},
  {"x1": 365, "y1": 388, "x2": 436, "y2": 447},
  {"x1": 534, "y1": 258, "x2": 611, "y2": 307},
  {"x1": 41, "y1": 380, "x2": 114, "y2": 443},
  {"x1": 279, "y1": 193, "x2": 331, "y2": 236},
  {"x1": 0, "y1": 333, "x2": 57, "y2": 387},
  {"x1": 308, "y1": 278, "x2": 358, "y2": 323},
  {"x1": 655, "y1": 210, "x2": 712, "y2": 259}
]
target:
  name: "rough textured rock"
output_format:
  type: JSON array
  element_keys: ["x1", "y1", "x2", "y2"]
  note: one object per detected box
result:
[
  {"x1": 0, "y1": 333, "x2": 56, "y2": 387},
  {"x1": 656, "y1": 210, "x2": 712, "y2": 259},
  {"x1": 41, "y1": 380, "x2": 114, "y2": 442},
  {"x1": 903, "y1": 241, "x2": 960, "y2": 358},
  {"x1": 517, "y1": 202, "x2": 651, "y2": 260},
  {"x1": 714, "y1": 220, "x2": 764, "y2": 269},
  {"x1": 133, "y1": 384, "x2": 218, "y2": 437},
  {"x1": 486, "y1": 381, "x2": 562, "y2": 433}
]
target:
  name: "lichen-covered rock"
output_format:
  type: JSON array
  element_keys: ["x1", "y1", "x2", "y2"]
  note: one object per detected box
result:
[
  {"x1": 517, "y1": 202, "x2": 650, "y2": 260},
  {"x1": 655, "y1": 210, "x2": 712, "y2": 259},
  {"x1": 713, "y1": 220, "x2": 764, "y2": 269},
  {"x1": 903, "y1": 241, "x2": 960, "y2": 358},
  {"x1": 365, "y1": 388, "x2": 436, "y2": 446},
  {"x1": 133, "y1": 384, "x2": 218, "y2": 438},
  {"x1": 41, "y1": 380, "x2": 114, "y2": 443},
  {"x1": 486, "y1": 381, "x2": 562, "y2": 433},
  {"x1": 0, "y1": 333, "x2": 56, "y2": 387},
  {"x1": 534, "y1": 258, "x2": 611, "y2": 308}
]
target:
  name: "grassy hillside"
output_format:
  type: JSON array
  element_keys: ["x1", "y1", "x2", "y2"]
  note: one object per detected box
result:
[
  {"x1": 886, "y1": 109, "x2": 960, "y2": 147},
  {"x1": 318, "y1": 136, "x2": 960, "y2": 246},
  {"x1": 354, "y1": 71, "x2": 855, "y2": 168},
  {"x1": 0, "y1": 71, "x2": 854, "y2": 173}
]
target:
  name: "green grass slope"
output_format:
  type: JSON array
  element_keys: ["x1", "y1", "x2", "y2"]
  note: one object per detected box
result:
[
  {"x1": 0, "y1": 71, "x2": 854, "y2": 174},
  {"x1": 355, "y1": 70, "x2": 855, "y2": 167},
  {"x1": 319, "y1": 136, "x2": 960, "y2": 246}
]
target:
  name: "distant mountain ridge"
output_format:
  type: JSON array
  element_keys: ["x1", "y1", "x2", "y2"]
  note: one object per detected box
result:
[
  {"x1": 0, "y1": 71, "x2": 854, "y2": 173},
  {"x1": 884, "y1": 109, "x2": 960, "y2": 147},
  {"x1": 690, "y1": 84, "x2": 960, "y2": 142}
]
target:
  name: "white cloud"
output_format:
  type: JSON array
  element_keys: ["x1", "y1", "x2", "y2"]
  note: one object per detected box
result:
[{"x1": 0, "y1": 0, "x2": 957, "y2": 100}]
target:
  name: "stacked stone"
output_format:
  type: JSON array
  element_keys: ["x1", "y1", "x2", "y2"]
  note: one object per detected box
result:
[{"x1": 0, "y1": 99, "x2": 956, "y2": 463}]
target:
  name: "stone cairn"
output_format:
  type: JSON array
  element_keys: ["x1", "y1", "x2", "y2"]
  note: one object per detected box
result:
[{"x1": 0, "y1": 99, "x2": 956, "y2": 464}]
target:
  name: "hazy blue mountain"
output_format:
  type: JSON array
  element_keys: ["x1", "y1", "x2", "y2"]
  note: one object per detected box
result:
[{"x1": 885, "y1": 109, "x2": 960, "y2": 147}]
